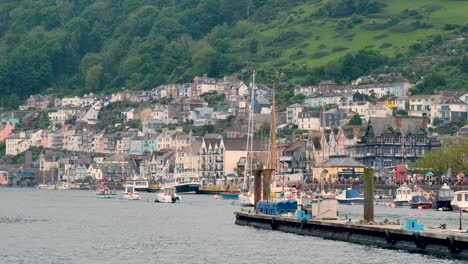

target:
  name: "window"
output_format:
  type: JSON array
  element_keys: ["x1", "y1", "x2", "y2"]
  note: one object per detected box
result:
[{"x1": 457, "y1": 194, "x2": 462, "y2": 201}]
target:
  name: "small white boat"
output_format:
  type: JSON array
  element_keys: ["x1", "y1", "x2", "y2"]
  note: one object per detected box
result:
[
  {"x1": 451, "y1": 190, "x2": 468, "y2": 212},
  {"x1": 57, "y1": 182, "x2": 72, "y2": 190},
  {"x1": 393, "y1": 185, "x2": 412, "y2": 206},
  {"x1": 37, "y1": 184, "x2": 55, "y2": 190},
  {"x1": 336, "y1": 188, "x2": 364, "y2": 204},
  {"x1": 122, "y1": 184, "x2": 140, "y2": 200},
  {"x1": 239, "y1": 192, "x2": 255, "y2": 207},
  {"x1": 155, "y1": 187, "x2": 181, "y2": 203}
]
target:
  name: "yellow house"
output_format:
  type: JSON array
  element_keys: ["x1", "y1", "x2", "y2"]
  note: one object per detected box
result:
[
  {"x1": 313, "y1": 158, "x2": 366, "y2": 183},
  {"x1": 384, "y1": 97, "x2": 397, "y2": 109}
]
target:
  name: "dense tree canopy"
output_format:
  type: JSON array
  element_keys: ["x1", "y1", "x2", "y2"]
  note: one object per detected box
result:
[
  {"x1": 0, "y1": 0, "x2": 466, "y2": 109},
  {"x1": 0, "y1": 0, "x2": 277, "y2": 108}
]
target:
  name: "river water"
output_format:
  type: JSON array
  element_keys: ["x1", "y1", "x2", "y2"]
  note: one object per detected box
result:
[{"x1": 0, "y1": 188, "x2": 466, "y2": 264}]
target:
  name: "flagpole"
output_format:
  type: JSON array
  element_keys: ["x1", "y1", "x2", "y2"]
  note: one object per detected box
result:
[{"x1": 282, "y1": 162, "x2": 285, "y2": 193}]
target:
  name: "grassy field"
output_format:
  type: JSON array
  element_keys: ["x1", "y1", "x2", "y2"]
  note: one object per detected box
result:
[{"x1": 247, "y1": 0, "x2": 468, "y2": 71}]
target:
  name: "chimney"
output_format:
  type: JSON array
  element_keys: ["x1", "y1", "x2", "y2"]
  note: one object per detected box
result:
[
  {"x1": 396, "y1": 115, "x2": 403, "y2": 128},
  {"x1": 422, "y1": 113, "x2": 428, "y2": 128}
]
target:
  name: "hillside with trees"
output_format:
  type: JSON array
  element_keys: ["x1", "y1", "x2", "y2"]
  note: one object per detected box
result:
[{"x1": 0, "y1": 0, "x2": 467, "y2": 109}]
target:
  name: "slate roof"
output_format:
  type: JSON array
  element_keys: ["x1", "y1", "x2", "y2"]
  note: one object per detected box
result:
[
  {"x1": 368, "y1": 116, "x2": 426, "y2": 136},
  {"x1": 320, "y1": 157, "x2": 366, "y2": 168},
  {"x1": 284, "y1": 140, "x2": 306, "y2": 152},
  {"x1": 223, "y1": 137, "x2": 267, "y2": 151}
]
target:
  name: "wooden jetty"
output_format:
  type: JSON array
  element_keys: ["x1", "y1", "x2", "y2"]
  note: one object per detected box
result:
[
  {"x1": 236, "y1": 168, "x2": 468, "y2": 260},
  {"x1": 235, "y1": 211, "x2": 468, "y2": 260}
]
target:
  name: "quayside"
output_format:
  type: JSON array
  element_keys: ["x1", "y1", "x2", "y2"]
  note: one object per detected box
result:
[{"x1": 235, "y1": 211, "x2": 468, "y2": 260}]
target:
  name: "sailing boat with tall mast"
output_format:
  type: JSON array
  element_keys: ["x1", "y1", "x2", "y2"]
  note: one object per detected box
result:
[{"x1": 239, "y1": 70, "x2": 257, "y2": 207}]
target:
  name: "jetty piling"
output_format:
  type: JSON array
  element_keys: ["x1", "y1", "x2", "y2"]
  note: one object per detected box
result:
[
  {"x1": 364, "y1": 168, "x2": 374, "y2": 223},
  {"x1": 263, "y1": 169, "x2": 273, "y2": 201},
  {"x1": 254, "y1": 169, "x2": 262, "y2": 207}
]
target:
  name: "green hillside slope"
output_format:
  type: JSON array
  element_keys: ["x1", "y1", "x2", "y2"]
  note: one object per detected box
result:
[{"x1": 0, "y1": 0, "x2": 467, "y2": 108}]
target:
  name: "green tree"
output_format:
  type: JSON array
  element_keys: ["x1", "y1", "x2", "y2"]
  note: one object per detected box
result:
[
  {"x1": 411, "y1": 73, "x2": 447, "y2": 95},
  {"x1": 397, "y1": 109, "x2": 408, "y2": 116},
  {"x1": 348, "y1": 114, "x2": 363, "y2": 125},
  {"x1": 249, "y1": 39, "x2": 258, "y2": 54},
  {"x1": 460, "y1": 55, "x2": 468, "y2": 74},
  {"x1": 85, "y1": 65, "x2": 103, "y2": 91},
  {"x1": 432, "y1": 117, "x2": 443, "y2": 126}
]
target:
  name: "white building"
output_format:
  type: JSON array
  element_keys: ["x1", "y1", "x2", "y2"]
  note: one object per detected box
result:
[
  {"x1": 297, "y1": 112, "x2": 321, "y2": 130},
  {"x1": 286, "y1": 103, "x2": 303, "y2": 125},
  {"x1": 408, "y1": 95, "x2": 442, "y2": 119},
  {"x1": 6, "y1": 132, "x2": 30, "y2": 156}
]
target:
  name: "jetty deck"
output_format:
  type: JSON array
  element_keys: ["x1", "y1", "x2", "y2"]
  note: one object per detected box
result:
[{"x1": 235, "y1": 211, "x2": 468, "y2": 260}]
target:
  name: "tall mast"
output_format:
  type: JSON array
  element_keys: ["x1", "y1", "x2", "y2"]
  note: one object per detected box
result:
[
  {"x1": 243, "y1": 70, "x2": 255, "y2": 191},
  {"x1": 269, "y1": 81, "x2": 277, "y2": 171},
  {"x1": 321, "y1": 102, "x2": 325, "y2": 193}
]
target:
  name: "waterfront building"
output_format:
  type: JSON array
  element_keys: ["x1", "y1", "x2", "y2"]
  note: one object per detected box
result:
[
  {"x1": 198, "y1": 134, "x2": 267, "y2": 179},
  {"x1": 352, "y1": 116, "x2": 441, "y2": 170},
  {"x1": 312, "y1": 157, "x2": 365, "y2": 183}
]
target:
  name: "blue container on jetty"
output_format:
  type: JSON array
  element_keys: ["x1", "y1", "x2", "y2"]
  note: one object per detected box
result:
[
  {"x1": 257, "y1": 199, "x2": 298, "y2": 215},
  {"x1": 403, "y1": 219, "x2": 424, "y2": 231}
]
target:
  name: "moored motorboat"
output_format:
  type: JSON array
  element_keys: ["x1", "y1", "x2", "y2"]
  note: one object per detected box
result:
[
  {"x1": 435, "y1": 183, "x2": 454, "y2": 211},
  {"x1": 122, "y1": 184, "x2": 140, "y2": 200},
  {"x1": 451, "y1": 190, "x2": 468, "y2": 212},
  {"x1": 336, "y1": 188, "x2": 364, "y2": 204},
  {"x1": 220, "y1": 184, "x2": 240, "y2": 200},
  {"x1": 155, "y1": 186, "x2": 181, "y2": 203},
  {"x1": 239, "y1": 192, "x2": 255, "y2": 207},
  {"x1": 37, "y1": 184, "x2": 55, "y2": 190},
  {"x1": 96, "y1": 184, "x2": 116, "y2": 199},
  {"x1": 393, "y1": 185, "x2": 412, "y2": 206},
  {"x1": 160, "y1": 174, "x2": 200, "y2": 194},
  {"x1": 220, "y1": 192, "x2": 239, "y2": 200},
  {"x1": 409, "y1": 195, "x2": 432, "y2": 209}
]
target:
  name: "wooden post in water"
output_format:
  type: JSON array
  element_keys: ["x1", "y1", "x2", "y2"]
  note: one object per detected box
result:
[
  {"x1": 364, "y1": 167, "x2": 374, "y2": 223},
  {"x1": 254, "y1": 169, "x2": 263, "y2": 209},
  {"x1": 263, "y1": 169, "x2": 273, "y2": 201}
]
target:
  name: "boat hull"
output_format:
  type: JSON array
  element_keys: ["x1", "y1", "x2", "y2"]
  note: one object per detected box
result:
[
  {"x1": 451, "y1": 204, "x2": 468, "y2": 212},
  {"x1": 393, "y1": 200, "x2": 410, "y2": 206},
  {"x1": 175, "y1": 184, "x2": 199, "y2": 194},
  {"x1": 435, "y1": 200, "x2": 452, "y2": 211},
  {"x1": 155, "y1": 195, "x2": 180, "y2": 203},
  {"x1": 220, "y1": 192, "x2": 239, "y2": 200},
  {"x1": 196, "y1": 189, "x2": 221, "y2": 195},
  {"x1": 409, "y1": 202, "x2": 432, "y2": 209},
  {"x1": 239, "y1": 193, "x2": 254, "y2": 207},
  {"x1": 96, "y1": 194, "x2": 116, "y2": 199},
  {"x1": 122, "y1": 193, "x2": 140, "y2": 200},
  {"x1": 337, "y1": 198, "x2": 364, "y2": 205}
]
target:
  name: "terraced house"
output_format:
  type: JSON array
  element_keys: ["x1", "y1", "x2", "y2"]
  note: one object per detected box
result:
[{"x1": 352, "y1": 116, "x2": 441, "y2": 171}]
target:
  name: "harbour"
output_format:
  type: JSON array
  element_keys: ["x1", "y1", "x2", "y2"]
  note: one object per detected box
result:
[{"x1": 1, "y1": 187, "x2": 467, "y2": 264}]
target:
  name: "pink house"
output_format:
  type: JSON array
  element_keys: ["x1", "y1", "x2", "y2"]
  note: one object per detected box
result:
[
  {"x1": 0, "y1": 171, "x2": 8, "y2": 185},
  {"x1": 0, "y1": 122, "x2": 15, "y2": 141},
  {"x1": 41, "y1": 133, "x2": 49, "y2": 148}
]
